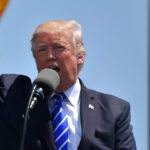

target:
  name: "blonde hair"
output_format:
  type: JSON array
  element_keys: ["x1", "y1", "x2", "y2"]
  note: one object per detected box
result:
[{"x1": 31, "y1": 20, "x2": 86, "y2": 72}]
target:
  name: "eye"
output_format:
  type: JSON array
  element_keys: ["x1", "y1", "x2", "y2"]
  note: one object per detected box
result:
[
  {"x1": 53, "y1": 44, "x2": 65, "y2": 51},
  {"x1": 37, "y1": 47, "x2": 47, "y2": 53}
]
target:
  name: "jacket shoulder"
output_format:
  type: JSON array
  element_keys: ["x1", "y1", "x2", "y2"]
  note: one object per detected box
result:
[
  {"x1": 87, "y1": 87, "x2": 130, "y2": 110},
  {"x1": 0, "y1": 74, "x2": 32, "y2": 105},
  {"x1": 80, "y1": 79, "x2": 130, "y2": 118}
]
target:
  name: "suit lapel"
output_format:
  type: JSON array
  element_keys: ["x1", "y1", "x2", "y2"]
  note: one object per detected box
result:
[
  {"x1": 40, "y1": 120, "x2": 57, "y2": 150},
  {"x1": 78, "y1": 81, "x2": 99, "y2": 150}
]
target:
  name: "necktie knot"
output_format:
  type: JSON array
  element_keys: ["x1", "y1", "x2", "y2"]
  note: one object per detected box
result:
[{"x1": 53, "y1": 93, "x2": 67, "y2": 104}]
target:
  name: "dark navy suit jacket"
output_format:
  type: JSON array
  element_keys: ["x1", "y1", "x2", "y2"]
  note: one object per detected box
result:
[{"x1": 0, "y1": 74, "x2": 136, "y2": 150}]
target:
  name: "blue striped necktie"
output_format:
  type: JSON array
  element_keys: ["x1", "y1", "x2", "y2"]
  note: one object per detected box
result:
[{"x1": 51, "y1": 93, "x2": 69, "y2": 150}]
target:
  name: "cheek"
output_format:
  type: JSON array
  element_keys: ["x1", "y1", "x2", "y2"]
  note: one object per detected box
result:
[
  {"x1": 35, "y1": 56, "x2": 45, "y2": 71},
  {"x1": 65, "y1": 57, "x2": 78, "y2": 74}
]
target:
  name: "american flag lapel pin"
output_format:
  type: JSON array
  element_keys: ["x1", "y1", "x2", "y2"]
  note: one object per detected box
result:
[{"x1": 88, "y1": 104, "x2": 94, "y2": 110}]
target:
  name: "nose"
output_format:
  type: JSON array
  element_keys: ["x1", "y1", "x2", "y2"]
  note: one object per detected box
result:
[{"x1": 47, "y1": 48, "x2": 56, "y2": 60}]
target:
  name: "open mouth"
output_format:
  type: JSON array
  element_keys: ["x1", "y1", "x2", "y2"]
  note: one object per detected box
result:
[{"x1": 50, "y1": 66, "x2": 60, "y2": 73}]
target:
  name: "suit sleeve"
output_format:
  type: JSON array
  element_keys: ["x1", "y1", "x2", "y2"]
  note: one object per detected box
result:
[{"x1": 115, "y1": 102, "x2": 136, "y2": 150}]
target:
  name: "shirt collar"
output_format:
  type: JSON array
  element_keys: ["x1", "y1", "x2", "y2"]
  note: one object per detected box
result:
[{"x1": 64, "y1": 78, "x2": 81, "y2": 107}]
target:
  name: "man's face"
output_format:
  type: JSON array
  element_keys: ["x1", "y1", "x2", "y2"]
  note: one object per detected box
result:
[{"x1": 34, "y1": 32, "x2": 84, "y2": 92}]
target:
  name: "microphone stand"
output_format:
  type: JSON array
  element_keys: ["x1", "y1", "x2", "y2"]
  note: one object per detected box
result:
[{"x1": 19, "y1": 85, "x2": 37, "y2": 150}]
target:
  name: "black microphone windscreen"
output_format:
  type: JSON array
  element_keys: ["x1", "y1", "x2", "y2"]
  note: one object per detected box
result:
[{"x1": 33, "y1": 68, "x2": 60, "y2": 97}]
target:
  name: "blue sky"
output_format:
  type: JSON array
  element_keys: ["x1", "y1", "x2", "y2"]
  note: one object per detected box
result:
[{"x1": 0, "y1": 0, "x2": 148, "y2": 149}]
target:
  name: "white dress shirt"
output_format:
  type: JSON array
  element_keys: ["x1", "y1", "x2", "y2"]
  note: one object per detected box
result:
[{"x1": 48, "y1": 79, "x2": 82, "y2": 150}]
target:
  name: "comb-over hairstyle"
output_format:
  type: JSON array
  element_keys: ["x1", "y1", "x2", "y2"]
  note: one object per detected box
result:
[{"x1": 31, "y1": 20, "x2": 86, "y2": 73}]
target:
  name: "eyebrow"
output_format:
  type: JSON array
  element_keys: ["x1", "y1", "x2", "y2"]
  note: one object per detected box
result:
[
  {"x1": 36, "y1": 43, "x2": 47, "y2": 48},
  {"x1": 52, "y1": 40, "x2": 67, "y2": 45},
  {"x1": 36, "y1": 40, "x2": 71, "y2": 49}
]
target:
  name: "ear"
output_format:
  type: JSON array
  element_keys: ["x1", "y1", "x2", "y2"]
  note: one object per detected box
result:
[{"x1": 77, "y1": 52, "x2": 85, "y2": 65}]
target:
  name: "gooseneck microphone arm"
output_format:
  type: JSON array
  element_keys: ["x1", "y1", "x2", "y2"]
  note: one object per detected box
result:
[
  {"x1": 19, "y1": 84, "x2": 38, "y2": 150},
  {"x1": 19, "y1": 69, "x2": 60, "y2": 150}
]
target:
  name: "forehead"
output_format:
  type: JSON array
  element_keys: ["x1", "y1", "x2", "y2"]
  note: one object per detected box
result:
[{"x1": 34, "y1": 31, "x2": 73, "y2": 45}]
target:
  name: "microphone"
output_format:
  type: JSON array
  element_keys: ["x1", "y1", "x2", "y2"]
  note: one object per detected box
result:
[
  {"x1": 29, "y1": 68, "x2": 60, "y2": 109},
  {"x1": 20, "y1": 68, "x2": 60, "y2": 150}
]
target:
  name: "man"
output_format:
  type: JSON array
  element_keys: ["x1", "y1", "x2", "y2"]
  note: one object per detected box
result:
[{"x1": 0, "y1": 20, "x2": 136, "y2": 150}]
